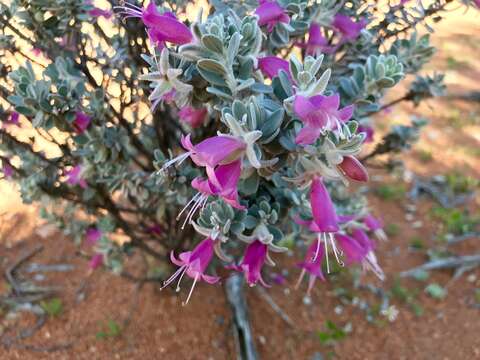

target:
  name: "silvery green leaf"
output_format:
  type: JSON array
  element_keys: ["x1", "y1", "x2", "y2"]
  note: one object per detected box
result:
[
  {"x1": 201, "y1": 35, "x2": 224, "y2": 54},
  {"x1": 251, "y1": 82, "x2": 272, "y2": 94},
  {"x1": 197, "y1": 59, "x2": 227, "y2": 75},
  {"x1": 260, "y1": 108, "x2": 284, "y2": 139},
  {"x1": 227, "y1": 32, "x2": 241, "y2": 66},
  {"x1": 278, "y1": 70, "x2": 294, "y2": 97},
  {"x1": 240, "y1": 171, "x2": 260, "y2": 196},
  {"x1": 197, "y1": 67, "x2": 227, "y2": 86},
  {"x1": 206, "y1": 86, "x2": 233, "y2": 100},
  {"x1": 236, "y1": 78, "x2": 255, "y2": 92}
]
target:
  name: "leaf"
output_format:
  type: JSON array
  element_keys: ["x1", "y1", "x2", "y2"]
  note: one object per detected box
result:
[
  {"x1": 425, "y1": 283, "x2": 447, "y2": 299},
  {"x1": 197, "y1": 59, "x2": 227, "y2": 75},
  {"x1": 197, "y1": 67, "x2": 227, "y2": 86},
  {"x1": 201, "y1": 35, "x2": 224, "y2": 54},
  {"x1": 227, "y1": 32, "x2": 241, "y2": 66}
]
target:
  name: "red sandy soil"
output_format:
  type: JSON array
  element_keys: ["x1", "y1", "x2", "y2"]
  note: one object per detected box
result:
[{"x1": 1, "y1": 6, "x2": 480, "y2": 360}]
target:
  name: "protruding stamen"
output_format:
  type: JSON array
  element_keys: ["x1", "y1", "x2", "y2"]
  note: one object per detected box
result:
[
  {"x1": 175, "y1": 266, "x2": 188, "y2": 292},
  {"x1": 329, "y1": 233, "x2": 344, "y2": 267},
  {"x1": 312, "y1": 236, "x2": 321, "y2": 262},
  {"x1": 160, "y1": 265, "x2": 186, "y2": 290},
  {"x1": 182, "y1": 274, "x2": 199, "y2": 306},
  {"x1": 323, "y1": 233, "x2": 330, "y2": 274},
  {"x1": 176, "y1": 192, "x2": 201, "y2": 220},
  {"x1": 295, "y1": 269, "x2": 306, "y2": 289},
  {"x1": 161, "y1": 151, "x2": 191, "y2": 172}
]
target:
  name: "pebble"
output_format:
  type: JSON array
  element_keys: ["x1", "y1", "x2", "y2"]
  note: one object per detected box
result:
[
  {"x1": 284, "y1": 288, "x2": 290, "y2": 296},
  {"x1": 303, "y1": 296, "x2": 312, "y2": 306},
  {"x1": 467, "y1": 274, "x2": 476, "y2": 283},
  {"x1": 258, "y1": 335, "x2": 266, "y2": 345},
  {"x1": 405, "y1": 213, "x2": 415, "y2": 221},
  {"x1": 405, "y1": 203, "x2": 417, "y2": 212},
  {"x1": 412, "y1": 221, "x2": 423, "y2": 229},
  {"x1": 334, "y1": 305, "x2": 343, "y2": 315}
]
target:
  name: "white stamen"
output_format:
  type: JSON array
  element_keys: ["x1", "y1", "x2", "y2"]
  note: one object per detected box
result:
[
  {"x1": 323, "y1": 233, "x2": 330, "y2": 274},
  {"x1": 160, "y1": 265, "x2": 186, "y2": 290},
  {"x1": 175, "y1": 266, "x2": 188, "y2": 292},
  {"x1": 176, "y1": 192, "x2": 201, "y2": 220},
  {"x1": 329, "y1": 233, "x2": 344, "y2": 267},
  {"x1": 295, "y1": 269, "x2": 306, "y2": 289},
  {"x1": 312, "y1": 236, "x2": 321, "y2": 262},
  {"x1": 182, "y1": 274, "x2": 199, "y2": 306},
  {"x1": 181, "y1": 194, "x2": 207, "y2": 229},
  {"x1": 161, "y1": 151, "x2": 191, "y2": 172}
]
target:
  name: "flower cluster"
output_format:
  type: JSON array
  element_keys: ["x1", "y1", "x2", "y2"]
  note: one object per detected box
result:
[{"x1": 2, "y1": 0, "x2": 474, "y2": 305}]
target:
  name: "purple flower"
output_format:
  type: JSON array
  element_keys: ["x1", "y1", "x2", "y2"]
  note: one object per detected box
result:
[
  {"x1": 85, "y1": 227, "x2": 102, "y2": 246},
  {"x1": 293, "y1": 94, "x2": 354, "y2": 145},
  {"x1": 85, "y1": 0, "x2": 113, "y2": 19},
  {"x1": 89, "y1": 8, "x2": 113, "y2": 19},
  {"x1": 231, "y1": 240, "x2": 269, "y2": 287},
  {"x1": 363, "y1": 214, "x2": 387, "y2": 241},
  {"x1": 358, "y1": 124, "x2": 374, "y2": 143},
  {"x1": 257, "y1": 56, "x2": 292, "y2": 80},
  {"x1": 31, "y1": 48, "x2": 44, "y2": 57},
  {"x1": 310, "y1": 177, "x2": 339, "y2": 233},
  {"x1": 3, "y1": 111, "x2": 20, "y2": 128},
  {"x1": 162, "y1": 237, "x2": 220, "y2": 305},
  {"x1": 295, "y1": 241, "x2": 326, "y2": 296},
  {"x1": 73, "y1": 111, "x2": 92, "y2": 134},
  {"x1": 304, "y1": 23, "x2": 337, "y2": 55},
  {"x1": 88, "y1": 253, "x2": 104, "y2": 270},
  {"x1": 351, "y1": 229, "x2": 385, "y2": 279},
  {"x1": 338, "y1": 155, "x2": 369, "y2": 182},
  {"x1": 117, "y1": 2, "x2": 192, "y2": 48},
  {"x1": 178, "y1": 106, "x2": 208, "y2": 128},
  {"x1": 309, "y1": 177, "x2": 343, "y2": 273},
  {"x1": 191, "y1": 160, "x2": 245, "y2": 210},
  {"x1": 335, "y1": 233, "x2": 367, "y2": 265},
  {"x1": 2, "y1": 161, "x2": 14, "y2": 179},
  {"x1": 161, "y1": 89, "x2": 176, "y2": 104},
  {"x1": 147, "y1": 224, "x2": 164, "y2": 235},
  {"x1": 474, "y1": 0, "x2": 480, "y2": 8},
  {"x1": 332, "y1": 14, "x2": 367, "y2": 42},
  {"x1": 255, "y1": 0, "x2": 290, "y2": 33},
  {"x1": 65, "y1": 165, "x2": 87, "y2": 189},
  {"x1": 178, "y1": 134, "x2": 246, "y2": 169}
]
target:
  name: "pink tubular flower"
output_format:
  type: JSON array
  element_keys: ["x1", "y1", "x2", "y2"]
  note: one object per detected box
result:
[
  {"x1": 295, "y1": 241, "x2": 326, "y2": 296},
  {"x1": 164, "y1": 134, "x2": 246, "y2": 170},
  {"x1": 65, "y1": 165, "x2": 87, "y2": 189},
  {"x1": 293, "y1": 94, "x2": 354, "y2": 145},
  {"x1": 257, "y1": 56, "x2": 292, "y2": 80},
  {"x1": 89, "y1": 7, "x2": 113, "y2": 19},
  {"x1": 255, "y1": 0, "x2": 290, "y2": 33},
  {"x1": 351, "y1": 229, "x2": 385, "y2": 279},
  {"x1": 73, "y1": 111, "x2": 92, "y2": 134},
  {"x1": 147, "y1": 224, "x2": 164, "y2": 235},
  {"x1": 178, "y1": 160, "x2": 244, "y2": 229},
  {"x1": 85, "y1": 227, "x2": 102, "y2": 246},
  {"x1": 178, "y1": 107, "x2": 208, "y2": 128},
  {"x1": 2, "y1": 161, "x2": 14, "y2": 179},
  {"x1": 162, "y1": 237, "x2": 220, "y2": 305},
  {"x1": 232, "y1": 240, "x2": 269, "y2": 287},
  {"x1": 192, "y1": 160, "x2": 245, "y2": 209},
  {"x1": 363, "y1": 214, "x2": 387, "y2": 241},
  {"x1": 88, "y1": 253, "x2": 104, "y2": 270},
  {"x1": 310, "y1": 177, "x2": 343, "y2": 273},
  {"x1": 304, "y1": 23, "x2": 336, "y2": 55},
  {"x1": 358, "y1": 124, "x2": 374, "y2": 143},
  {"x1": 338, "y1": 155, "x2": 369, "y2": 182},
  {"x1": 3, "y1": 111, "x2": 20, "y2": 128},
  {"x1": 335, "y1": 233, "x2": 367, "y2": 265},
  {"x1": 117, "y1": 2, "x2": 192, "y2": 47},
  {"x1": 332, "y1": 14, "x2": 367, "y2": 42}
]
